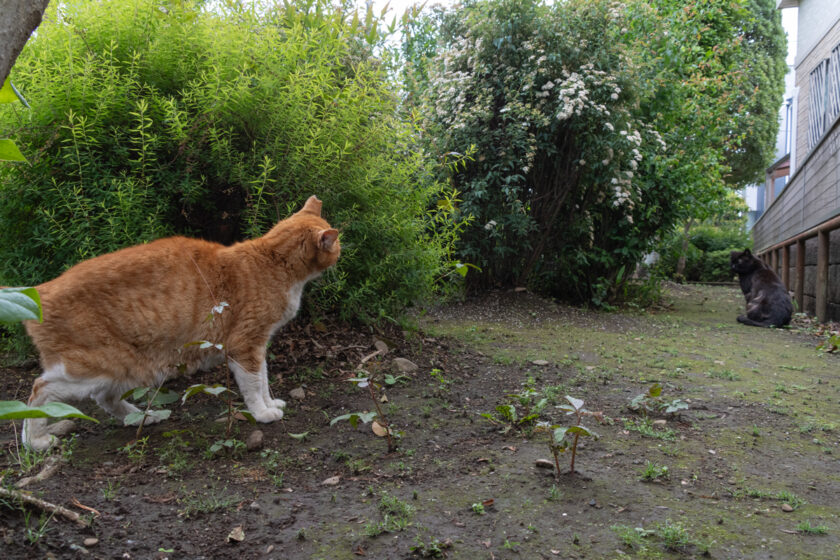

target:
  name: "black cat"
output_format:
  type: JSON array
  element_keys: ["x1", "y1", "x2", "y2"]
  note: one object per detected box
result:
[{"x1": 729, "y1": 248, "x2": 793, "y2": 328}]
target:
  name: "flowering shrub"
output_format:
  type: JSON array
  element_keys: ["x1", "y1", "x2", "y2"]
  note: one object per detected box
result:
[
  {"x1": 410, "y1": 0, "x2": 666, "y2": 300},
  {"x1": 407, "y1": 0, "x2": 784, "y2": 304}
]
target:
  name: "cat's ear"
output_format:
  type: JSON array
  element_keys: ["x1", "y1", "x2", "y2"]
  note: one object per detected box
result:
[
  {"x1": 744, "y1": 248, "x2": 752, "y2": 255},
  {"x1": 319, "y1": 229, "x2": 339, "y2": 251},
  {"x1": 301, "y1": 195, "x2": 322, "y2": 216}
]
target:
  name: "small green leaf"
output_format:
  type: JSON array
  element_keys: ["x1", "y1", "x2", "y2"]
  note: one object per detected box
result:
[
  {"x1": 0, "y1": 287, "x2": 42, "y2": 323},
  {"x1": 182, "y1": 384, "x2": 231, "y2": 403},
  {"x1": 288, "y1": 431, "x2": 309, "y2": 441},
  {"x1": 151, "y1": 389, "x2": 179, "y2": 406},
  {"x1": 123, "y1": 387, "x2": 150, "y2": 401},
  {"x1": 0, "y1": 139, "x2": 27, "y2": 162},
  {"x1": 553, "y1": 426, "x2": 569, "y2": 443},
  {"x1": 124, "y1": 411, "x2": 145, "y2": 425},
  {"x1": 648, "y1": 383, "x2": 663, "y2": 398},
  {"x1": 0, "y1": 79, "x2": 28, "y2": 106},
  {"x1": 239, "y1": 410, "x2": 256, "y2": 424},
  {"x1": 146, "y1": 409, "x2": 171, "y2": 422},
  {"x1": 564, "y1": 396, "x2": 585, "y2": 411},
  {"x1": 566, "y1": 424, "x2": 599, "y2": 439},
  {"x1": 496, "y1": 404, "x2": 517, "y2": 422},
  {"x1": 0, "y1": 401, "x2": 98, "y2": 423}
]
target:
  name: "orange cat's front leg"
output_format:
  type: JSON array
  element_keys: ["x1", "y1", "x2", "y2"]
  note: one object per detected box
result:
[{"x1": 228, "y1": 357, "x2": 285, "y2": 422}]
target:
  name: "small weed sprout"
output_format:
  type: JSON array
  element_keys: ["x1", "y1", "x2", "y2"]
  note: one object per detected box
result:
[
  {"x1": 628, "y1": 383, "x2": 688, "y2": 418},
  {"x1": 410, "y1": 534, "x2": 451, "y2": 558},
  {"x1": 122, "y1": 386, "x2": 179, "y2": 440},
  {"x1": 331, "y1": 353, "x2": 401, "y2": 452},
  {"x1": 797, "y1": 520, "x2": 829, "y2": 535},
  {"x1": 364, "y1": 492, "x2": 415, "y2": 537},
  {"x1": 481, "y1": 387, "x2": 548, "y2": 433},
  {"x1": 639, "y1": 460, "x2": 669, "y2": 482},
  {"x1": 119, "y1": 435, "x2": 149, "y2": 463},
  {"x1": 545, "y1": 396, "x2": 602, "y2": 477},
  {"x1": 471, "y1": 502, "x2": 486, "y2": 515}
]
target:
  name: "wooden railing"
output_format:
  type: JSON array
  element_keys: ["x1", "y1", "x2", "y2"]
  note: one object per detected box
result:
[{"x1": 753, "y1": 115, "x2": 840, "y2": 322}]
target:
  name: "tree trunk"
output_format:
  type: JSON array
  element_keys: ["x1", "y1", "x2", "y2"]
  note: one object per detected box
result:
[
  {"x1": 0, "y1": 1, "x2": 50, "y2": 86},
  {"x1": 675, "y1": 218, "x2": 695, "y2": 278}
]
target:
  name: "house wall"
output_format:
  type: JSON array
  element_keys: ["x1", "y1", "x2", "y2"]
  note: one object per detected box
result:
[{"x1": 794, "y1": 17, "x2": 840, "y2": 164}]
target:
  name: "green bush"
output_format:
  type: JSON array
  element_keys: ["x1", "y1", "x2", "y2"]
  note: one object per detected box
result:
[
  {"x1": 690, "y1": 225, "x2": 750, "y2": 254},
  {"x1": 0, "y1": 0, "x2": 460, "y2": 321},
  {"x1": 407, "y1": 0, "x2": 666, "y2": 302},
  {"x1": 700, "y1": 249, "x2": 736, "y2": 282}
]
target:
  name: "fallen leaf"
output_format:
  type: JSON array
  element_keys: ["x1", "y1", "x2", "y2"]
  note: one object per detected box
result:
[
  {"x1": 322, "y1": 475, "x2": 341, "y2": 486},
  {"x1": 371, "y1": 421, "x2": 388, "y2": 437},
  {"x1": 482, "y1": 498, "x2": 494, "y2": 508},
  {"x1": 227, "y1": 525, "x2": 245, "y2": 543}
]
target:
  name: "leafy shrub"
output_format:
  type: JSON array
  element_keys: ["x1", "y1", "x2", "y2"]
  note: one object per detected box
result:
[
  {"x1": 700, "y1": 249, "x2": 737, "y2": 282},
  {"x1": 409, "y1": 0, "x2": 664, "y2": 302},
  {"x1": 690, "y1": 224, "x2": 750, "y2": 254},
  {"x1": 404, "y1": 0, "x2": 782, "y2": 305},
  {"x1": 0, "y1": 0, "x2": 461, "y2": 321}
]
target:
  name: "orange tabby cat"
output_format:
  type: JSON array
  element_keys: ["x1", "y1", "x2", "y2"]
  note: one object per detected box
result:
[{"x1": 21, "y1": 196, "x2": 340, "y2": 450}]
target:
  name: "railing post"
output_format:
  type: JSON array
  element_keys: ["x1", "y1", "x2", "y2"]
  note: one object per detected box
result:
[
  {"x1": 782, "y1": 244, "x2": 790, "y2": 289},
  {"x1": 817, "y1": 230, "x2": 829, "y2": 322},
  {"x1": 796, "y1": 238, "x2": 805, "y2": 312},
  {"x1": 771, "y1": 248, "x2": 778, "y2": 273}
]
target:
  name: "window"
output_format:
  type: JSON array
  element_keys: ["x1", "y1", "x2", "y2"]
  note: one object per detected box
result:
[
  {"x1": 807, "y1": 42, "x2": 840, "y2": 152},
  {"x1": 809, "y1": 59, "x2": 828, "y2": 150}
]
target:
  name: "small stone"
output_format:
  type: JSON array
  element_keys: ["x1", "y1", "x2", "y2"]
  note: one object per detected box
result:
[
  {"x1": 589, "y1": 499, "x2": 597, "y2": 507},
  {"x1": 374, "y1": 339, "x2": 389, "y2": 354},
  {"x1": 249, "y1": 501, "x2": 261, "y2": 510},
  {"x1": 393, "y1": 357, "x2": 418, "y2": 373},
  {"x1": 289, "y1": 387, "x2": 306, "y2": 401},
  {"x1": 781, "y1": 503, "x2": 794, "y2": 512},
  {"x1": 652, "y1": 419, "x2": 667, "y2": 426},
  {"x1": 322, "y1": 475, "x2": 341, "y2": 486},
  {"x1": 531, "y1": 360, "x2": 549, "y2": 366},
  {"x1": 535, "y1": 459, "x2": 555, "y2": 469},
  {"x1": 83, "y1": 538, "x2": 99, "y2": 547},
  {"x1": 246, "y1": 429, "x2": 264, "y2": 451}
]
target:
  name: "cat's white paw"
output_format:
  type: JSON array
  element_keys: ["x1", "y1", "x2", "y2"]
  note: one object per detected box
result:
[
  {"x1": 24, "y1": 433, "x2": 59, "y2": 451},
  {"x1": 269, "y1": 398, "x2": 286, "y2": 409},
  {"x1": 252, "y1": 407, "x2": 284, "y2": 423},
  {"x1": 46, "y1": 419, "x2": 77, "y2": 436}
]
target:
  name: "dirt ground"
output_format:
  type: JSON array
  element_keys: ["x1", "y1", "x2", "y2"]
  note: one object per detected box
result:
[{"x1": 2, "y1": 284, "x2": 840, "y2": 559}]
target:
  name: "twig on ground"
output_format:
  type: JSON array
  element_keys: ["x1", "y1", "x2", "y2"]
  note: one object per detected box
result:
[
  {"x1": 0, "y1": 487, "x2": 89, "y2": 527},
  {"x1": 15, "y1": 455, "x2": 64, "y2": 488}
]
